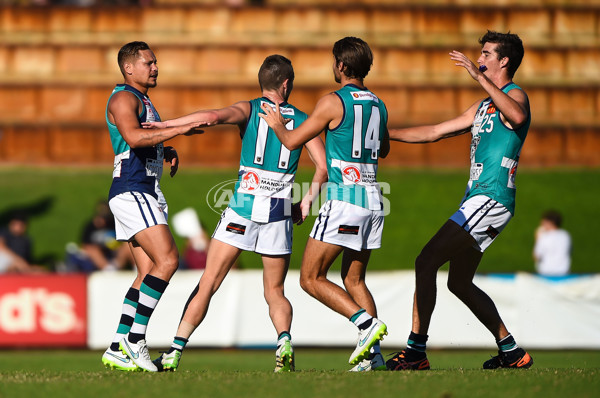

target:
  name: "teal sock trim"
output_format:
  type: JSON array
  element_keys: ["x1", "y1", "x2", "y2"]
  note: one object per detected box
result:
[
  {"x1": 140, "y1": 283, "x2": 163, "y2": 300},
  {"x1": 124, "y1": 298, "x2": 138, "y2": 308},
  {"x1": 116, "y1": 324, "x2": 131, "y2": 334},
  {"x1": 349, "y1": 309, "x2": 366, "y2": 322},
  {"x1": 174, "y1": 337, "x2": 188, "y2": 347},
  {"x1": 133, "y1": 313, "x2": 150, "y2": 326},
  {"x1": 407, "y1": 332, "x2": 428, "y2": 353},
  {"x1": 497, "y1": 334, "x2": 517, "y2": 352}
]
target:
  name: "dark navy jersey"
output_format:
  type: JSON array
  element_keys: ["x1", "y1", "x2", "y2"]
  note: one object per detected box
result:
[{"x1": 106, "y1": 84, "x2": 164, "y2": 200}]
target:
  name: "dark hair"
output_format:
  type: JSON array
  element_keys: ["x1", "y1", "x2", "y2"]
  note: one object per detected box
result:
[
  {"x1": 258, "y1": 55, "x2": 294, "y2": 91},
  {"x1": 10, "y1": 211, "x2": 28, "y2": 223},
  {"x1": 542, "y1": 210, "x2": 563, "y2": 228},
  {"x1": 332, "y1": 36, "x2": 373, "y2": 80},
  {"x1": 117, "y1": 41, "x2": 151, "y2": 76},
  {"x1": 479, "y1": 30, "x2": 524, "y2": 78}
]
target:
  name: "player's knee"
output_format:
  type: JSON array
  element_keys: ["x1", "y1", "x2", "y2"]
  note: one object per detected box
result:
[
  {"x1": 447, "y1": 278, "x2": 467, "y2": 298},
  {"x1": 160, "y1": 252, "x2": 180, "y2": 272},
  {"x1": 264, "y1": 285, "x2": 284, "y2": 303},
  {"x1": 415, "y1": 253, "x2": 434, "y2": 277},
  {"x1": 342, "y1": 275, "x2": 362, "y2": 291},
  {"x1": 299, "y1": 273, "x2": 315, "y2": 295}
]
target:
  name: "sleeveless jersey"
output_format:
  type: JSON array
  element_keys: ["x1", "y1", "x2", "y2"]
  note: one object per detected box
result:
[
  {"x1": 325, "y1": 84, "x2": 388, "y2": 210},
  {"x1": 464, "y1": 83, "x2": 530, "y2": 214},
  {"x1": 106, "y1": 84, "x2": 165, "y2": 201},
  {"x1": 228, "y1": 97, "x2": 307, "y2": 223}
]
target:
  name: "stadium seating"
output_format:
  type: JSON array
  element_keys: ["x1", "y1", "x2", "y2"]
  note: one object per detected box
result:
[{"x1": 0, "y1": 2, "x2": 598, "y2": 166}]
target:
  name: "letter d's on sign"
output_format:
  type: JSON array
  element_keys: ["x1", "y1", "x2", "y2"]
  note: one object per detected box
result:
[{"x1": 0, "y1": 274, "x2": 87, "y2": 347}]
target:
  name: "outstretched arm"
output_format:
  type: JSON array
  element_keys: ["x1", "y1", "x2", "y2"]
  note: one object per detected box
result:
[
  {"x1": 259, "y1": 94, "x2": 339, "y2": 150},
  {"x1": 295, "y1": 135, "x2": 328, "y2": 225},
  {"x1": 108, "y1": 91, "x2": 204, "y2": 148},
  {"x1": 143, "y1": 101, "x2": 251, "y2": 129},
  {"x1": 389, "y1": 101, "x2": 480, "y2": 143},
  {"x1": 450, "y1": 50, "x2": 529, "y2": 128}
]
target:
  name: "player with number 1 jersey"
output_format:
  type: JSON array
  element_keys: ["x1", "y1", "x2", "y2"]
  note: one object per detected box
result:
[
  {"x1": 229, "y1": 97, "x2": 307, "y2": 224},
  {"x1": 142, "y1": 55, "x2": 327, "y2": 373}
]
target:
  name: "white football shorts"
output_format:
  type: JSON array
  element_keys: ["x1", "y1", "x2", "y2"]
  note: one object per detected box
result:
[
  {"x1": 310, "y1": 200, "x2": 384, "y2": 252},
  {"x1": 109, "y1": 191, "x2": 169, "y2": 241},
  {"x1": 449, "y1": 194, "x2": 512, "y2": 252},
  {"x1": 212, "y1": 207, "x2": 293, "y2": 255}
]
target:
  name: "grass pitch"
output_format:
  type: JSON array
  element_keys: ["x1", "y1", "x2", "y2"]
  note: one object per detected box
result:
[{"x1": 0, "y1": 349, "x2": 599, "y2": 398}]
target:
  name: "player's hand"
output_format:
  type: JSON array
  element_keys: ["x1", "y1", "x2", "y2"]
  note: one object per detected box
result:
[
  {"x1": 259, "y1": 102, "x2": 285, "y2": 128},
  {"x1": 164, "y1": 146, "x2": 179, "y2": 177},
  {"x1": 182, "y1": 121, "x2": 206, "y2": 136},
  {"x1": 449, "y1": 50, "x2": 481, "y2": 81},
  {"x1": 142, "y1": 121, "x2": 167, "y2": 129},
  {"x1": 291, "y1": 202, "x2": 303, "y2": 225},
  {"x1": 292, "y1": 200, "x2": 311, "y2": 225}
]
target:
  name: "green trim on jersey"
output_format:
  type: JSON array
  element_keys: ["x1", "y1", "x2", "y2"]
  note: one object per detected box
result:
[
  {"x1": 106, "y1": 85, "x2": 143, "y2": 155},
  {"x1": 229, "y1": 98, "x2": 307, "y2": 221},
  {"x1": 325, "y1": 84, "x2": 388, "y2": 209},
  {"x1": 464, "y1": 82, "x2": 530, "y2": 214}
]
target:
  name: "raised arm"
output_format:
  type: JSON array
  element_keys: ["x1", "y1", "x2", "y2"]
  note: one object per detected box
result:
[
  {"x1": 259, "y1": 93, "x2": 340, "y2": 151},
  {"x1": 450, "y1": 50, "x2": 529, "y2": 128},
  {"x1": 295, "y1": 135, "x2": 328, "y2": 225},
  {"x1": 389, "y1": 101, "x2": 480, "y2": 143},
  {"x1": 108, "y1": 91, "x2": 204, "y2": 148}
]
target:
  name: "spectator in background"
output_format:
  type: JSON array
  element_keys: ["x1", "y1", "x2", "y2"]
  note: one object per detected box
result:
[
  {"x1": 171, "y1": 207, "x2": 210, "y2": 270},
  {"x1": 0, "y1": 213, "x2": 46, "y2": 274},
  {"x1": 534, "y1": 210, "x2": 571, "y2": 277},
  {"x1": 65, "y1": 201, "x2": 133, "y2": 272}
]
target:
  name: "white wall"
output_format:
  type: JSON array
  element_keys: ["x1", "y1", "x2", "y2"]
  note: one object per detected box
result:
[{"x1": 88, "y1": 270, "x2": 600, "y2": 350}]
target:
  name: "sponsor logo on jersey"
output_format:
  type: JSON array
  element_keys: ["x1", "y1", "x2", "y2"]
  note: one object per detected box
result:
[
  {"x1": 142, "y1": 98, "x2": 157, "y2": 122},
  {"x1": 501, "y1": 156, "x2": 519, "y2": 189},
  {"x1": 351, "y1": 91, "x2": 379, "y2": 103},
  {"x1": 260, "y1": 101, "x2": 295, "y2": 115},
  {"x1": 146, "y1": 158, "x2": 162, "y2": 177},
  {"x1": 241, "y1": 171, "x2": 260, "y2": 191},
  {"x1": 342, "y1": 166, "x2": 361, "y2": 183}
]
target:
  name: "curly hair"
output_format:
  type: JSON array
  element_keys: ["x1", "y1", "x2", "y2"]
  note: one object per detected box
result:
[{"x1": 479, "y1": 31, "x2": 524, "y2": 78}]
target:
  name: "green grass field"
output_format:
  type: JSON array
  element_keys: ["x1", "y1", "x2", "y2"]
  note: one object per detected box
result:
[
  {"x1": 0, "y1": 349, "x2": 599, "y2": 398},
  {"x1": 0, "y1": 167, "x2": 598, "y2": 273}
]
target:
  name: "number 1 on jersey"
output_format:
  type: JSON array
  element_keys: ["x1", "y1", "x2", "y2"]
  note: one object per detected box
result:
[{"x1": 255, "y1": 117, "x2": 293, "y2": 169}]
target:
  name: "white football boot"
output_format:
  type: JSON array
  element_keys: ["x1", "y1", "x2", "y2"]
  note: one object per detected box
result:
[
  {"x1": 119, "y1": 337, "x2": 158, "y2": 372},
  {"x1": 102, "y1": 347, "x2": 139, "y2": 371},
  {"x1": 349, "y1": 318, "x2": 388, "y2": 365}
]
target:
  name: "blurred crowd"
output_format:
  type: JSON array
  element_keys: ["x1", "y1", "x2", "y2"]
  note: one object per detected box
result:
[
  {"x1": 0, "y1": 201, "x2": 210, "y2": 275},
  {"x1": 0, "y1": 212, "x2": 46, "y2": 274}
]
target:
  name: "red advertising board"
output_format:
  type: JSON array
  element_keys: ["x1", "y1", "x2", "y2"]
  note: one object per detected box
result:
[{"x1": 0, "y1": 274, "x2": 87, "y2": 347}]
